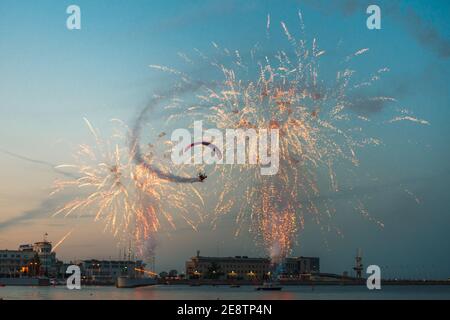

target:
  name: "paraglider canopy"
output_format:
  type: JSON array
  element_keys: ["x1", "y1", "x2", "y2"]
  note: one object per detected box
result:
[{"x1": 184, "y1": 141, "x2": 222, "y2": 160}]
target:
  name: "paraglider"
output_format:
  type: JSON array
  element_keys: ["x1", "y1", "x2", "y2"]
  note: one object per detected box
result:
[
  {"x1": 198, "y1": 171, "x2": 207, "y2": 182},
  {"x1": 182, "y1": 141, "x2": 222, "y2": 183}
]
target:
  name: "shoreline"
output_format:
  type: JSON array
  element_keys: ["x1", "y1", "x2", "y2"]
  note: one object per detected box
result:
[{"x1": 3, "y1": 280, "x2": 450, "y2": 287}]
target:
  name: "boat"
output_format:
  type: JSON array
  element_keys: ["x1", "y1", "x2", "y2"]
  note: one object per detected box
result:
[
  {"x1": 0, "y1": 277, "x2": 50, "y2": 286},
  {"x1": 256, "y1": 282, "x2": 282, "y2": 291},
  {"x1": 116, "y1": 276, "x2": 157, "y2": 288},
  {"x1": 189, "y1": 282, "x2": 201, "y2": 286},
  {"x1": 230, "y1": 284, "x2": 241, "y2": 288}
]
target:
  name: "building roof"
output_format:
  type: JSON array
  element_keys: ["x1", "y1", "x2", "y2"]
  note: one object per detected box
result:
[
  {"x1": 33, "y1": 241, "x2": 52, "y2": 245},
  {"x1": 191, "y1": 256, "x2": 271, "y2": 262},
  {"x1": 0, "y1": 249, "x2": 23, "y2": 253},
  {"x1": 82, "y1": 259, "x2": 143, "y2": 264}
]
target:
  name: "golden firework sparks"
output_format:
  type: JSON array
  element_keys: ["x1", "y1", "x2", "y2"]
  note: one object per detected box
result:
[
  {"x1": 51, "y1": 118, "x2": 204, "y2": 256},
  {"x1": 148, "y1": 11, "x2": 427, "y2": 263},
  {"x1": 51, "y1": 228, "x2": 75, "y2": 252}
]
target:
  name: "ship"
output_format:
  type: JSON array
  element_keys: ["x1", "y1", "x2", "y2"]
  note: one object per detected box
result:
[
  {"x1": 116, "y1": 276, "x2": 157, "y2": 288},
  {"x1": 0, "y1": 277, "x2": 50, "y2": 286},
  {"x1": 256, "y1": 282, "x2": 282, "y2": 291}
]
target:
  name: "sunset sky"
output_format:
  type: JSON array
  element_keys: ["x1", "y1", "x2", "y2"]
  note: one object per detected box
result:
[{"x1": 1, "y1": 0, "x2": 449, "y2": 277}]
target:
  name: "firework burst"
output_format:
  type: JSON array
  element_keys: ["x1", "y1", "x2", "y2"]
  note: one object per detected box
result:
[
  {"x1": 51, "y1": 118, "x2": 204, "y2": 256},
  {"x1": 149, "y1": 11, "x2": 428, "y2": 262}
]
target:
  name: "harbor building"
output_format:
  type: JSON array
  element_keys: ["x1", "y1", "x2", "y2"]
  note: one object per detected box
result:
[
  {"x1": 76, "y1": 259, "x2": 146, "y2": 284},
  {"x1": 282, "y1": 256, "x2": 320, "y2": 276},
  {"x1": 0, "y1": 249, "x2": 36, "y2": 277},
  {"x1": 1, "y1": 234, "x2": 59, "y2": 278},
  {"x1": 0, "y1": 233, "x2": 58, "y2": 278},
  {"x1": 186, "y1": 251, "x2": 271, "y2": 280},
  {"x1": 185, "y1": 251, "x2": 320, "y2": 280},
  {"x1": 33, "y1": 240, "x2": 57, "y2": 275}
]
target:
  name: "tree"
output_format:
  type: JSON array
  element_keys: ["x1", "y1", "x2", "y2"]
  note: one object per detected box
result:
[
  {"x1": 207, "y1": 262, "x2": 222, "y2": 279},
  {"x1": 168, "y1": 269, "x2": 178, "y2": 278},
  {"x1": 159, "y1": 271, "x2": 168, "y2": 279}
]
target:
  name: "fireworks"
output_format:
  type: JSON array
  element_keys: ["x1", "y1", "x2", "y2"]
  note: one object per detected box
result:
[
  {"x1": 52, "y1": 11, "x2": 428, "y2": 262},
  {"x1": 51, "y1": 228, "x2": 74, "y2": 252},
  {"x1": 148, "y1": 11, "x2": 428, "y2": 262},
  {"x1": 51, "y1": 118, "x2": 204, "y2": 256}
]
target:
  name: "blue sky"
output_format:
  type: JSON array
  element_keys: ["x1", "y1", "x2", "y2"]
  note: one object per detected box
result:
[{"x1": 0, "y1": 0, "x2": 449, "y2": 276}]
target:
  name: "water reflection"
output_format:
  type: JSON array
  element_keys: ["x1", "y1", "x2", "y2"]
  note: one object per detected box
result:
[{"x1": 1, "y1": 285, "x2": 450, "y2": 300}]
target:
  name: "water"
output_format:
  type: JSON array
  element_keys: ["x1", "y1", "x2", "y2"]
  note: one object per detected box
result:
[{"x1": 1, "y1": 285, "x2": 450, "y2": 300}]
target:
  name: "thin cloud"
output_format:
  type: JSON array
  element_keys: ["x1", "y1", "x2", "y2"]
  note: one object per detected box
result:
[
  {"x1": 301, "y1": 0, "x2": 450, "y2": 58},
  {"x1": 0, "y1": 192, "x2": 91, "y2": 231},
  {"x1": 0, "y1": 148, "x2": 77, "y2": 178}
]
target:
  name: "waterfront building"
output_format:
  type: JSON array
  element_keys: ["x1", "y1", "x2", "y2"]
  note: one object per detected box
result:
[
  {"x1": 76, "y1": 259, "x2": 146, "y2": 283},
  {"x1": 185, "y1": 251, "x2": 271, "y2": 280},
  {"x1": 33, "y1": 240, "x2": 57, "y2": 276},
  {"x1": 1, "y1": 235, "x2": 59, "y2": 277},
  {"x1": 1, "y1": 235, "x2": 147, "y2": 281},
  {"x1": 185, "y1": 251, "x2": 320, "y2": 280},
  {"x1": 282, "y1": 257, "x2": 320, "y2": 277},
  {"x1": 0, "y1": 249, "x2": 36, "y2": 277}
]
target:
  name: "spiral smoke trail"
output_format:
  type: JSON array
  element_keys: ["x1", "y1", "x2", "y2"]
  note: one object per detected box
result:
[
  {"x1": 52, "y1": 119, "x2": 205, "y2": 257},
  {"x1": 130, "y1": 84, "x2": 207, "y2": 183}
]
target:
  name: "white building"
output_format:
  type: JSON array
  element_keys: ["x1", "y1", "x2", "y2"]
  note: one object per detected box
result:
[
  {"x1": 77, "y1": 259, "x2": 146, "y2": 282},
  {"x1": 185, "y1": 251, "x2": 271, "y2": 280},
  {"x1": 0, "y1": 236, "x2": 58, "y2": 277},
  {"x1": 0, "y1": 249, "x2": 36, "y2": 277},
  {"x1": 185, "y1": 251, "x2": 320, "y2": 280},
  {"x1": 32, "y1": 241, "x2": 57, "y2": 275},
  {"x1": 283, "y1": 256, "x2": 320, "y2": 276}
]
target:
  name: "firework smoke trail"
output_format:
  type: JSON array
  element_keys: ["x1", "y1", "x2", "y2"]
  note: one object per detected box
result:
[
  {"x1": 51, "y1": 228, "x2": 75, "y2": 252},
  {"x1": 52, "y1": 119, "x2": 204, "y2": 256},
  {"x1": 0, "y1": 148, "x2": 77, "y2": 178},
  {"x1": 130, "y1": 84, "x2": 207, "y2": 184},
  {"x1": 150, "y1": 11, "x2": 428, "y2": 264}
]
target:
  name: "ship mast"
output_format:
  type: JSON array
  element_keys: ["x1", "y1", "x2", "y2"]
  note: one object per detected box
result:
[{"x1": 353, "y1": 248, "x2": 363, "y2": 279}]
